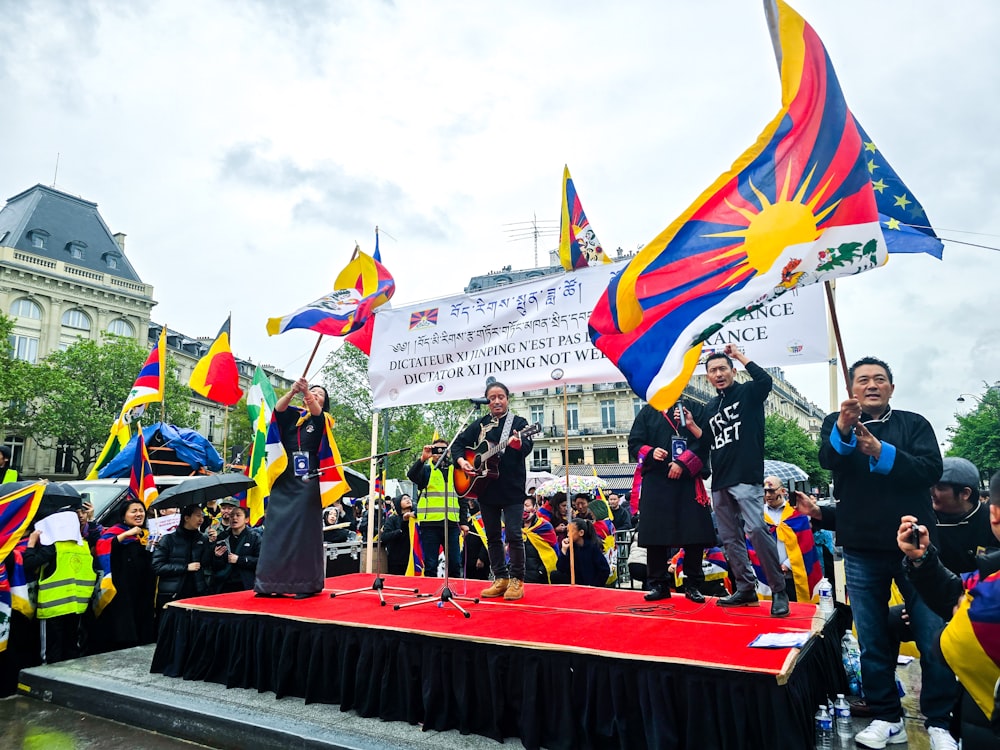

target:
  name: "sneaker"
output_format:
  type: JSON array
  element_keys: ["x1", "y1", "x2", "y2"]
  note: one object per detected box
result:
[
  {"x1": 503, "y1": 578, "x2": 524, "y2": 601},
  {"x1": 855, "y1": 719, "x2": 907, "y2": 749},
  {"x1": 480, "y1": 578, "x2": 509, "y2": 598},
  {"x1": 716, "y1": 589, "x2": 759, "y2": 607},
  {"x1": 927, "y1": 726, "x2": 958, "y2": 750}
]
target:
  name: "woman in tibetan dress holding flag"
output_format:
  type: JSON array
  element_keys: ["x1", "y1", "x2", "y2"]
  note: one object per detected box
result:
[
  {"x1": 89, "y1": 500, "x2": 155, "y2": 653},
  {"x1": 254, "y1": 378, "x2": 332, "y2": 599},
  {"x1": 628, "y1": 402, "x2": 714, "y2": 603}
]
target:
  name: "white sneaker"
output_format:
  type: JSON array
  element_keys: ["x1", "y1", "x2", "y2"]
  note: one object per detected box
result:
[
  {"x1": 927, "y1": 726, "x2": 959, "y2": 750},
  {"x1": 855, "y1": 719, "x2": 907, "y2": 749}
]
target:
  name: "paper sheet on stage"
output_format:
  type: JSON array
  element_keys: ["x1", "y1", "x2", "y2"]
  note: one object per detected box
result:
[{"x1": 748, "y1": 631, "x2": 811, "y2": 649}]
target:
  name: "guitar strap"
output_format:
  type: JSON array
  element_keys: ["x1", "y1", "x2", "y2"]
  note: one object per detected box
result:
[{"x1": 498, "y1": 411, "x2": 515, "y2": 451}]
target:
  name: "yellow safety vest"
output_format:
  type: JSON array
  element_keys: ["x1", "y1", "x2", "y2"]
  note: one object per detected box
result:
[
  {"x1": 417, "y1": 465, "x2": 461, "y2": 523},
  {"x1": 37, "y1": 540, "x2": 97, "y2": 619},
  {"x1": 0, "y1": 467, "x2": 18, "y2": 484}
]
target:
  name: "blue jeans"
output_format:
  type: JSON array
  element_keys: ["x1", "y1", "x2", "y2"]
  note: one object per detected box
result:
[
  {"x1": 844, "y1": 549, "x2": 956, "y2": 728},
  {"x1": 418, "y1": 522, "x2": 462, "y2": 579}
]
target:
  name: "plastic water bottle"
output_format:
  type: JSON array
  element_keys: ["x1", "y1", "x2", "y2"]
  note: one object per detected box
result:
[
  {"x1": 814, "y1": 705, "x2": 833, "y2": 749},
  {"x1": 841, "y1": 632, "x2": 862, "y2": 695},
  {"x1": 817, "y1": 577, "x2": 834, "y2": 616},
  {"x1": 833, "y1": 693, "x2": 852, "y2": 738}
]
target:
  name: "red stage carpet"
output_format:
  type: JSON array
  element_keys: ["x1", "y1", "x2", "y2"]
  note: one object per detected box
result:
[{"x1": 152, "y1": 574, "x2": 845, "y2": 750}]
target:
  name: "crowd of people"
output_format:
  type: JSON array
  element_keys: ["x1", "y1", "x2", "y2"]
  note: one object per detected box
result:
[{"x1": 3, "y1": 353, "x2": 1000, "y2": 749}]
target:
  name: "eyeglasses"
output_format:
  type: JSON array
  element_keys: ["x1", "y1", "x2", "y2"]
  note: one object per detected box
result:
[{"x1": 763, "y1": 488, "x2": 780, "y2": 494}]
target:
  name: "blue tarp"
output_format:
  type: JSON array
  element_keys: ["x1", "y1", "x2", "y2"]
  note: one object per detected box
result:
[{"x1": 98, "y1": 422, "x2": 223, "y2": 478}]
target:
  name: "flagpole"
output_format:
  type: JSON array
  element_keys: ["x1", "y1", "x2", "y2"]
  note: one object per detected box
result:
[
  {"x1": 823, "y1": 281, "x2": 852, "y2": 397},
  {"x1": 364, "y1": 409, "x2": 380, "y2": 573},
  {"x1": 222, "y1": 406, "x2": 229, "y2": 468},
  {"x1": 563, "y1": 384, "x2": 575, "y2": 586}
]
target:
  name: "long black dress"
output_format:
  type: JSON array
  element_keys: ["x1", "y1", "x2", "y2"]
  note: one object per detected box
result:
[
  {"x1": 90, "y1": 528, "x2": 156, "y2": 652},
  {"x1": 628, "y1": 404, "x2": 715, "y2": 589},
  {"x1": 254, "y1": 409, "x2": 326, "y2": 595}
]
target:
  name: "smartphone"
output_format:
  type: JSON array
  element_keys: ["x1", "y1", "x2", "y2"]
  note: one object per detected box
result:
[{"x1": 909, "y1": 523, "x2": 921, "y2": 548}]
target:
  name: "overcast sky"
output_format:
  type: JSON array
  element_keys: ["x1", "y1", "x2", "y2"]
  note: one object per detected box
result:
[{"x1": 3, "y1": 0, "x2": 999, "y2": 450}]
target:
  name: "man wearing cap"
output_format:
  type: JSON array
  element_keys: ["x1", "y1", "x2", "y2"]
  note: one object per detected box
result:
[
  {"x1": 932, "y1": 457, "x2": 999, "y2": 575},
  {"x1": 0, "y1": 446, "x2": 17, "y2": 484}
]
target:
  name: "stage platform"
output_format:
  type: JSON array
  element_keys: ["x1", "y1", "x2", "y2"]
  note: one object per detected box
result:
[{"x1": 151, "y1": 574, "x2": 845, "y2": 750}]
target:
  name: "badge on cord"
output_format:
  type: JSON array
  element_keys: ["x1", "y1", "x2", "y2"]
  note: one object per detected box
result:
[
  {"x1": 670, "y1": 437, "x2": 688, "y2": 459},
  {"x1": 292, "y1": 451, "x2": 310, "y2": 477}
]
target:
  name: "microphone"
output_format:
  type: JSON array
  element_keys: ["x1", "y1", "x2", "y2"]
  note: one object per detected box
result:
[
  {"x1": 677, "y1": 399, "x2": 687, "y2": 428},
  {"x1": 469, "y1": 397, "x2": 490, "y2": 405}
]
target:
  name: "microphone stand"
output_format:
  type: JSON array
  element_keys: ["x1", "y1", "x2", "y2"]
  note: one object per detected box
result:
[
  {"x1": 394, "y1": 403, "x2": 484, "y2": 618},
  {"x1": 329, "y1": 446, "x2": 419, "y2": 605}
]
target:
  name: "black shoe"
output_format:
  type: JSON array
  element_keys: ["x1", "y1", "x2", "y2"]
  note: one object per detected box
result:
[
  {"x1": 294, "y1": 592, "x2": 321, "y2": 600},
  {"x1": 254, "y1": 592, "x2": 275, "y2": 598},
  {"x1": 716, "y1": 589, "x2": 759, "y2": 607},
  {"x1": 644, "y1": 587, "x2": 671, "y2": 602},
  {"x1": 770, "y1": 590, "x2": 790, "y2": 617},
  {"x1": 683, "y1": 585, "x2": 706, "y2": 603}
]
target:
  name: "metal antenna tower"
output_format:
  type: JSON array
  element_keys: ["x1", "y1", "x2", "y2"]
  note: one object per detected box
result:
[{"x1": 502, "y1": 214, "x2": 558, "y2": 268}]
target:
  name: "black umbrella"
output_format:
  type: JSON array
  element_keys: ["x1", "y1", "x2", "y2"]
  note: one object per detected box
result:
[
  {"x1": 342, "y1": 466, "x2": 369, "y2": 498},
  {"x1": 37, "y1": 482, "x2": 84, "y2": 519},
  {"x1": 149, "y1": 473, "x2": 255, "y2": 512}
]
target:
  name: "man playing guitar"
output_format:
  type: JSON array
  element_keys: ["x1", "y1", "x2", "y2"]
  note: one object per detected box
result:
[{"x1": 455, "y1": 382, "x2": 533, "y2": 601}]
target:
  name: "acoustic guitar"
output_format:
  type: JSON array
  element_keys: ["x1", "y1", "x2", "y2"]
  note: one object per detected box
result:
[{"x1": 453, "y1": 422, "x2": 542, "y2": 499}]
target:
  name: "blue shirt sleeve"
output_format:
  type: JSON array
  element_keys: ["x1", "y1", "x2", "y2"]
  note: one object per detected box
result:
[
  {"x1": 830, "y1": 426, "x2": 857, "y2": 456},
  {"x1": 869, "y1": 441, "x2": 896, "y2": 475}
]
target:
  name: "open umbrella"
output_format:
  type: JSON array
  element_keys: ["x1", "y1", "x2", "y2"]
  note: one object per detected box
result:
[
  {"x1": 37, "y1": 482, "x2": 84, "y2": 519},
  {"x1": 342, "y1": 466, "x2": 369, "y2": 498},
  {"x1": 525, "y1": 470, "x2": 557, "y2": 493},
  {"x1": 149, "y1": 473, "x2": 255, "y2": 512},
  {"x1": 534, "y1": 475, "x2": 608, "y2": 498},
  {"x1": 763, "y1": 459, "x2": 809, "y2": 485}
]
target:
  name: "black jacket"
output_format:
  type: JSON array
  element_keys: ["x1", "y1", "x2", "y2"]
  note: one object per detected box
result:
[
  {"x1": 454, "y1": 412, "x2": 532, "y2": 507},
  {"x1": 819, "y1": 408, "x2": 941, "y2": 552},
  {"x1": 210, "y1": 527, "x2": 261, "y2": 592},
  {"x1": 152, "y1": 526, "x2": 212, "y2": 603},
  {"x1": 702, "y1": 361, "x2": 772, "y2": 488},
  {"x1": 556, "y1": 541, "x2": 611, "y2": 587}
]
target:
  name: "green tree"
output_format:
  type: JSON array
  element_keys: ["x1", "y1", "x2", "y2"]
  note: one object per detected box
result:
[
  {"x1": 764, "y1": 413, "x2": 829, "y2": 488},
  {"x1": 319, "y1": 344, "x2": 471, "y2": 480},
  {"x1": 947, "y1": 387, "x2": 1000, "y2": 479},
  {"x1": 0, "y1": 312, "x2": 36, "y2": 437},
  {"x1": 29, "y1": 335, "x2": 199, "y2": 478}
]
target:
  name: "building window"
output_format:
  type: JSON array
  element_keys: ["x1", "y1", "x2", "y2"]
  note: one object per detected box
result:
[
  {"x1": 2, "y1": 436, "x2": 24, "y2": 471},
  {"x1": 566, "y1": 404, "x2": 579, "y2": 431},
  {"x1": 55, "y1": 443, "x2": 75, "y2": 474},
  {"x1": 531, "y1": 448, "x2": 549, "y2": 469},
  {"x1": 28, "y1": 230, "x2": 48, "y2": 249},
  {"x1": 8, "y1": 335, "x2": 39, "y2": 363},
  {"x1": 61, "y1": 309, "x2": 91, "y2": 330},
  {"x1": 10, "y1": 298, "x2": 41, "y2": 319},
  {"x1": 102, "y1": 252, "x2": 120, "y2": 269},
  {"x1": 593, "y1": 447, "x2": 619, "y2": 464},
  {"x1": 633, "y1": 398, "x2": 643, "y2": 417},
  {"x1": 107, "y1": 318, "x2": 135, "y2": 337},
  {"x1": 600, "y1": 400, "x2": 616, "y2": 430},
  {"x1": 529, "y1": 405, "x2": 544, "y2": 425},
  {"x1": 562, "y1": 448, "x2": 585, "y2": 465}
]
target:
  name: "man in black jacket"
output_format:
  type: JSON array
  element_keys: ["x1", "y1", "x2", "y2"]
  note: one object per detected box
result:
[
  {"x1": 701, "y1": 344, "x2": 788, "y2": 617},
  {"x1": 819, "y1": 356, "x2": 950, "y2": 749},
  {"x1": 898, "y1": 470, "x2": 1000, "y2": 750}
]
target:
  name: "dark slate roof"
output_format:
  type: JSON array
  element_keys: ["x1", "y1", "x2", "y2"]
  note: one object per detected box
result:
[{"x1": 0, "y1": 184, "x2": 143, "y2": 283}]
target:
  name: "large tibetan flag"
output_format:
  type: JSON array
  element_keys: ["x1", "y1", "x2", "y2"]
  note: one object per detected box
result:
[
  {"x1": 559, "y1": 166, "x2": 611, "y2": 271},
  {"x1": 941, "y1": 567, "x2": 1000, "y2": 722},
  {"x1": 189, "y1": 316, "x2": 243, "y2": 406},
  {"x1": 405, "y1": 517, "x2": 423, "y2": 576},
  {"x1": 0, "y1": 482, "x2": 45, "y2": 563},
  {"x1": 129, "y1": 432, "x2": 159, "y2": 508},
  {"x1": 267, "y1": 246, "x2": 395, "y2": 337},
  {"x1": 589, "y1": 0, "x2": 943, "y2": 411},
  {"x1": 345, "y1": 230, "x2": 387, "y2": 355},
  {"x1": 245, "y1": 367, "x2": 286, "y2": 525},
  {"x1": 121, "y1": 326, "x2": 166, "y2": 417}
]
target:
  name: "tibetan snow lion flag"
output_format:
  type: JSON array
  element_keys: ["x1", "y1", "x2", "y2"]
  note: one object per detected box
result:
[
  {"x1": 129, "y1": 432, "x2": 159, "y2": 508},
  {"x1": 589, "y1": 0, "x2": 943, "y2": 411},
  {"x1": 267, "y1": 246, "x2": 395, "y2": 337},
  {"x1": 559, "y1": 165, "x2": 611, "y2": 271},
  {"x1": 189, "y1": 316, "x2": 243, "y2": 406}
]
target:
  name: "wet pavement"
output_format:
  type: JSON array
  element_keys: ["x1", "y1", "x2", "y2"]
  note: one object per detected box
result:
[{"x1": 0, "y1": 696, "x2": 209, "y2": 749}]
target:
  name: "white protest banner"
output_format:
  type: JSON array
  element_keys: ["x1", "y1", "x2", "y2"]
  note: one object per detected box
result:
[{"x1": 369, "y1": 264, "x2": 827, "y2": 408}]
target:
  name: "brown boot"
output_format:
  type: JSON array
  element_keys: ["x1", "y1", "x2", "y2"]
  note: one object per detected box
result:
[
  {"x1": 481, "y1": 578, "x2": 510, "y2": 598},
  {"x1": 503, "y1": 578, "x2": 524, "y2": 601}
]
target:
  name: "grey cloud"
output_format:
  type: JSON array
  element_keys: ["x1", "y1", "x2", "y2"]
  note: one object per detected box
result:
[{"x1": 219, "y1": 141, "x2": 450, "y2": 241}]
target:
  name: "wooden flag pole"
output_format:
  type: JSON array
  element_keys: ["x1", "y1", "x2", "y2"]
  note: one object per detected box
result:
[
  {"x1": 301, "y1": 333, "x2": 325, "y2": 380},
  {"x1": 823, "y1": 280, "x2": 852, "y2": 397},
  {"x1": 563, "y1": 384, "x2": 575, "y2": 586}
]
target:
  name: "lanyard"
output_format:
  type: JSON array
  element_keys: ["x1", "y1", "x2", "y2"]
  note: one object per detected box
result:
[{"x1": 661, "y1": 410, "x2": 681, "y2": 436}]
